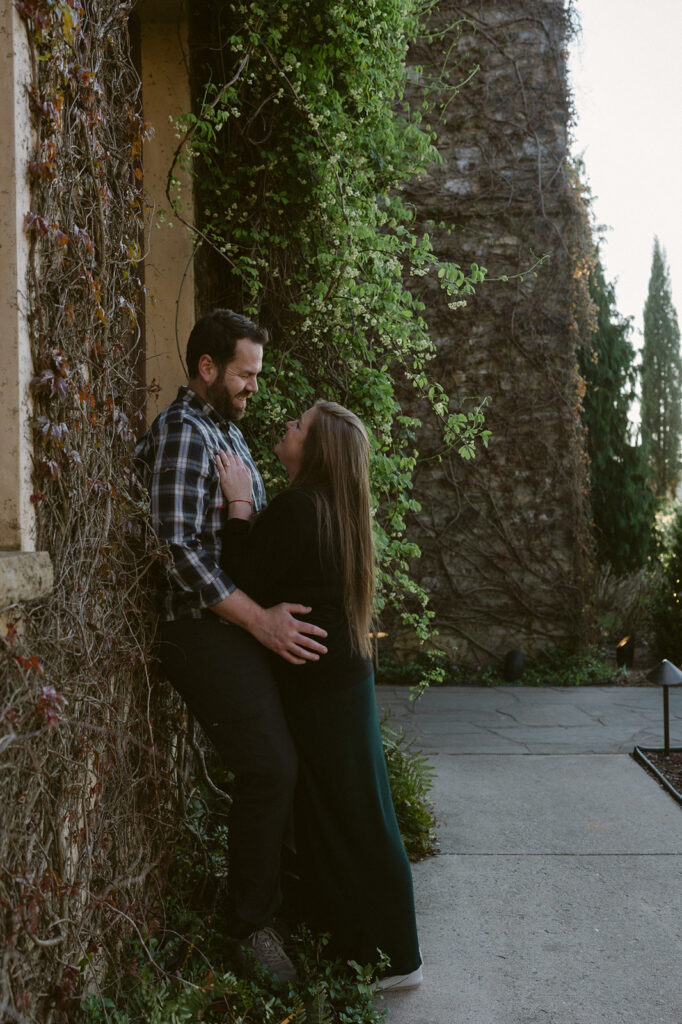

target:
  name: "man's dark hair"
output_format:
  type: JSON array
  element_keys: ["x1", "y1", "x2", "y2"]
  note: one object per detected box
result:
[{"x1": 186, "y1": 309, "x2": 268, "y2": 378}]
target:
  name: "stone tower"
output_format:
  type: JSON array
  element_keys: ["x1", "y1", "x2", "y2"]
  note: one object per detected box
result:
[{"x1": 398, "y1": 0, "x2": 592, "y2": 665}]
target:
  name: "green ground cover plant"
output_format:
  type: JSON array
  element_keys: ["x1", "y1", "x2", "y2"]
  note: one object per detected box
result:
[
  {"x1": 82, "y1": 931, "x2": 386, "y2": 1024},
  {"x1": 381, "y1": 717, "x2": 438, "y2": 860},
  {"x1": 376, "y1": 646, "x2": 617, "y2": 688}
]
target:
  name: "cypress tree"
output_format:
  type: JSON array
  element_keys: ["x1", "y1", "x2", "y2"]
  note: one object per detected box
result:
[
  {"x1": 580, "y1": 256, "x2": 656, "y2": 572},
  {"x1": 641, "y1": 237, "x2": 682, "y2": 497}
]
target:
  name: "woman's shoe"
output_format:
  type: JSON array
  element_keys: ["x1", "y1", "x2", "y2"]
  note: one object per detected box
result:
[{"x1": 374, "y1": 964, "x2": 423, "y2": 992}]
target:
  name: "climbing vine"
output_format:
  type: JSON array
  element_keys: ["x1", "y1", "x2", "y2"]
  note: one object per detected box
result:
[
  {"x1": 1, "y1": 1, "x2": 594, "y2": 1019},
  {"x1": 2, "y1": 1, "x2": 488, "y2": 1018},
  {"x1": 171, "y1": 0, "x2": 490, "y2": 644},
  {"x1": 1, "y1": 3, "x2": 185, "y2": 1021}
]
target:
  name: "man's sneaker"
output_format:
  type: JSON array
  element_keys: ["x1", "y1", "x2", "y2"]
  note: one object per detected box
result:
[
  {"x1": 374, "y1": 964, "x2": 423, "y2": 992},
  {"x1": 243, "y1": 926, "x2": 297, "y2": 984}
]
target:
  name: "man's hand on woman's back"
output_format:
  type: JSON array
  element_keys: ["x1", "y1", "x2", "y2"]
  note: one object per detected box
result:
[
  {"x1": 254, "y1": 603, "x2": 328, "y2": 665},
  {"x1": 210, "y1": 589, "x2": 327, "y2": 665}
]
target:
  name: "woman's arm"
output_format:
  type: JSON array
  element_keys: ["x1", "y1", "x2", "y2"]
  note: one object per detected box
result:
[{"x1": 220, "y1": 488, "x2": 313, "y2": 603}]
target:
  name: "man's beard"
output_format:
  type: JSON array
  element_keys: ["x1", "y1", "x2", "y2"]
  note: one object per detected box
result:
[{"x1": 207, "y1": 382, "x2": 248, "y2": 421}]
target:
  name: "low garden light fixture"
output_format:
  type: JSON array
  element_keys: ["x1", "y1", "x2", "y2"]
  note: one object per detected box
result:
[
  {"x1": 646, "y1": 659, "x2": 682, "y2": 757},
  {"x1": 616, "y1": 634, "x2": 635, "y2": 669},
  {"x1": 370, "y1": 631, "x2": 388, "y2": 671},
  {"x1": 503, "y1": 649, "x2": 525, "y2": 682}
]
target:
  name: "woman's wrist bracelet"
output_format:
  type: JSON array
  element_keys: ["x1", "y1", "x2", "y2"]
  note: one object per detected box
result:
[{"x1": 228, "y1": 498, "x2": 252, "y2": 506}]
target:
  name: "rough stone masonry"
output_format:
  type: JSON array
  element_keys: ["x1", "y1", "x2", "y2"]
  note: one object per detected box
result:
[{"x1": 396, "y1": 0, "x2": 593, "y2": 665}]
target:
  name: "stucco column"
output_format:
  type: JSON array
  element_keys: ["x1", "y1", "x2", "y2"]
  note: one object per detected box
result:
[
  {"x1": 0, "y1": 4, "x2": 35, "y2": 551},
  {"x1": 140, "y1": 16, "x2": 195, "y2": 419}
]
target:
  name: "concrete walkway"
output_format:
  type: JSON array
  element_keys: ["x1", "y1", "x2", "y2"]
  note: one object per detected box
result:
[{"x1": 375, "y1": 686, "x2": 682, "y2": 1024}]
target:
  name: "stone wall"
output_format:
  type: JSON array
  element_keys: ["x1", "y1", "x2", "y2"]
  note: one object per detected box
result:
[{"x1": 397, "y1": 0, "x2": 593, "y2": 665}]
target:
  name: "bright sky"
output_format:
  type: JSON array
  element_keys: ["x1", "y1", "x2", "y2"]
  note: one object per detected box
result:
[{"x1": 568, "y1": 0, "x2": 682, "y2": 345}]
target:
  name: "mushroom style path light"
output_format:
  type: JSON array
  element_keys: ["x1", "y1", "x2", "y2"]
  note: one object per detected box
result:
[
  {"x1": 633, "y1": 659, "x2": 682, "y2": 807},
  {"x1": 646, "y1": 659, "x2": 682, "y2": 757}
]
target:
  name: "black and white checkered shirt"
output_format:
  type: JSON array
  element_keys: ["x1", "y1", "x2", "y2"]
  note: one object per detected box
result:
[{"x1": 135, "y1": 385, "x2": 266, "y2": 622}]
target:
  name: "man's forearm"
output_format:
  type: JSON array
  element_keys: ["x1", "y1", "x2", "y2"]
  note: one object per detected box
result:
[{"x1": 209, "y1": 588, "x2": 267, "y2": 633}]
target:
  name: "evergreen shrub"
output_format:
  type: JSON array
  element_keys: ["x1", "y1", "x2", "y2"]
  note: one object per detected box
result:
[
  {"x1": 650, "y1": 504, "x2": 682, "y2": 665},
  {"x1": 580, "y1": 256, "x2": 656, "y2": 573},
  {"x1": 641, "y1": 238, "x2": 682, "y2": 498}
]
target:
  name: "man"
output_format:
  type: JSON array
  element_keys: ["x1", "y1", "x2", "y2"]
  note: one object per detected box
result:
[{"x1": 136, "y1": 309, "x2": 327, "y2": 982}]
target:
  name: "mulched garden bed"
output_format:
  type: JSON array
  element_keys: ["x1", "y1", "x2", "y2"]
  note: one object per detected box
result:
[{"x1": 633, "y1": 749, "x2": 682, "y2": 805}]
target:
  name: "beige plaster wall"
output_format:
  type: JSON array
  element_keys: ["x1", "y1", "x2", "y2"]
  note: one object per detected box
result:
[
  {"x1": 0, "y1": 5, "x2": 35, "y2": 551},
  {"x1": 140, "y1": 19, "x2": 195, "y2": 421}
]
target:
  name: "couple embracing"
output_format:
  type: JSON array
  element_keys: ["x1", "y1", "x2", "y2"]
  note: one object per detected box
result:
[{"x1": 136, "y1": 309, "x2": 422, "y2": 992}]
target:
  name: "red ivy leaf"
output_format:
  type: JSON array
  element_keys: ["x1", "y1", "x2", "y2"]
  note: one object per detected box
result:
[
  {"x1": 30, "y1": 369, "x2": 69, "y2": 398},
  {"x1": 38, "y1": 684, "x2": 66, "y2": 730},
  {"x1": 24, "y1": 211, "x2": 50, "y2": 236},
  {"x1": 36, "y1": 458, "x2": 62, "y2": 480},
  {"x1": 15, "y1": 654, "x2": 45, "y2": 676},
  {"x1": 4, "y1": 707, "x2": 21, "y2": 729}
]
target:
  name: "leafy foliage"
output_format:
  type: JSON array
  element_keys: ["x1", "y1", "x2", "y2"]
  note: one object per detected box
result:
[
  {"x1": 650, "y1": 503, "x2": 682, "y2": 664},
  {"x1": 489, "y1": 645, "x2": 615, "y2": 687},
  {"x1": 375, "y1": 648, "x2": 449, "y2": 694},
  {"x1": 175, "y1": 0, "x2": 489, "y2": 643},
  {"x1": 641, "y1": 237, "x2": 682, "y2": 498},
  {"x1": 79, "y1": 765, "x2": 418, "y2": 1024},
  {"x1": 380, "y1": 716, "x2": 438, "y2": 860},
  {"x1": 579, "y1": 255, "x2": 656, "y2": 572},
  {"x1": 81, "y1": 931, "x2": 387, "y2": 1024},
  {"x1": 377, "y1": 647, "x2": 616, "y2": 687},
  {"x1": 590, "y1": 562, "x2": 657, "y2": 647}
]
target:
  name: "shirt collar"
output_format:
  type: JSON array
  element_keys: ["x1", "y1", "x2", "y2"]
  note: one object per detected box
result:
[{"x1": 178, "y1": 384, "x2": 232, "y2": 433}]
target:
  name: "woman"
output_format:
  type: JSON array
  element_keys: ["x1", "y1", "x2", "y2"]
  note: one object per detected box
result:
[{"x1": 217, "y1": 400, "x2": 422, "y2": 991}]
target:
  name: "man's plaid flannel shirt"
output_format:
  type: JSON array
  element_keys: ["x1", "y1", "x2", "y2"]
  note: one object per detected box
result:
[{"x1": 135, "y1": 385, "x2": 266, "y2": 622}]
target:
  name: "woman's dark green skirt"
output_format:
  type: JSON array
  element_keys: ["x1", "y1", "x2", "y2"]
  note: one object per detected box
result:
[{"x1": 281, "y1": 672, "x2": 421, "y2": 976}]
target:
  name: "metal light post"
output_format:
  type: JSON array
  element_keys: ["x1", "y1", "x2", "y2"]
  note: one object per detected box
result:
[{"x1": 646, "y1": 659, "x2": 682, "y2": 757}]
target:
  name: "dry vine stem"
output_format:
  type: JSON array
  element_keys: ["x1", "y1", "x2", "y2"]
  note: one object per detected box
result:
[{"x1": 1, "y1": 3, "x2": 193, "y2": 1021}]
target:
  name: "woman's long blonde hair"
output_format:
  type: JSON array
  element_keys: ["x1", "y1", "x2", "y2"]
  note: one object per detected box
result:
[{"x1": 291, "y1": 400, "x2": 375, "y2": 657}]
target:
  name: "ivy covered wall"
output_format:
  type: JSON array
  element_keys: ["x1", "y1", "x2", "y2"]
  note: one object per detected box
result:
[
  {"x1": 0, "y1": 0, "x2": 595, "y2": 1018},
  {"x1": 178, "y1": 0, "x2": 593, "y2": 667},
  {"x1": 179, "y1": 0, "x2": 490, "y2": 649},
  {"x1": 1, "y1": 3, "x2": 184, "y2": 1020}
]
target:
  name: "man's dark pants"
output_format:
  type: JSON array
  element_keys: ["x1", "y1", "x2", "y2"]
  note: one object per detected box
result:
[{"x1": 158, "y1": 615, "x2": 297, "y2": 935}]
